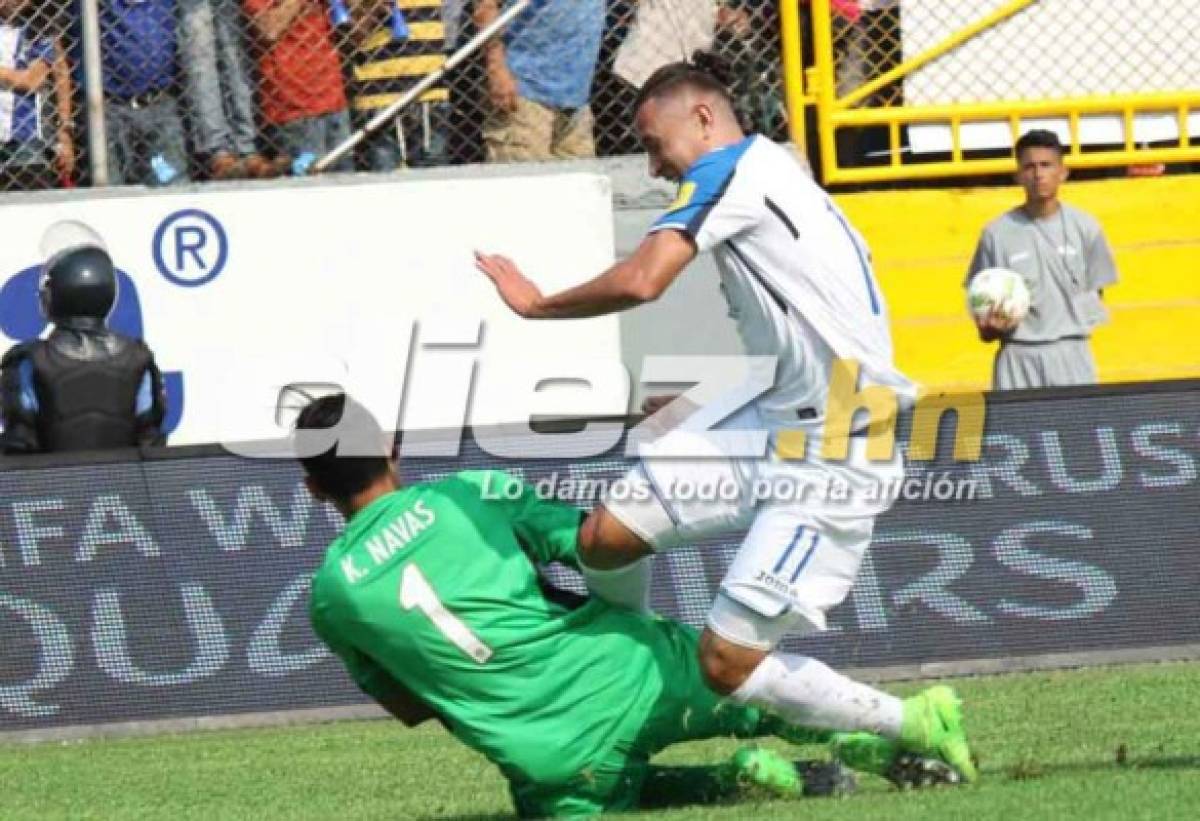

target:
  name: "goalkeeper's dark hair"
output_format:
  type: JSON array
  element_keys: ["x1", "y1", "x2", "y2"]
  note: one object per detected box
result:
[
  {"x1": 294, "y1": 393, "x2": 391, "y2": 503},
  {"x1": 634, "y1": 51, "x2": 735, "y2": 112}
]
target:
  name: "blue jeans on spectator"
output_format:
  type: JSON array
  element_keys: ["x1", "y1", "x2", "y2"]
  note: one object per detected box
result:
[
  {"x1": 359, "y1": 102, "x2": 449, "y2": 171},
  {"x1": 265, "y1": 110, "x2": 354, "y2": 172},
  {"x1": 0, "y1": 140, "x2": 55, "y2": 191},
  {"x1": 178, "y1": 0, "x2": 259, "y2": 159},
  {"x1": 105, "y1": 95, "x2": 191, "y2": 186}
]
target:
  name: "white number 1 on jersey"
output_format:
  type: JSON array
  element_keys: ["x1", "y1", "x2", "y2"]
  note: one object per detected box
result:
[{"x1": 399, "y1": 564, "x2": 493, "y2": 664}]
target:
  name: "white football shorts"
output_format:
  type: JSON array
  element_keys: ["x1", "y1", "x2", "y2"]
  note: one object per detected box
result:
[{"x1": 603, "y1": 405, "x2": 904, "y2": 649}]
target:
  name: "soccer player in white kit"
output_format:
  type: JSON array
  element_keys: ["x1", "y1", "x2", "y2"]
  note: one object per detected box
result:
[{"x1": 477, "y1": 54, "x2": 977, "y2": 782}]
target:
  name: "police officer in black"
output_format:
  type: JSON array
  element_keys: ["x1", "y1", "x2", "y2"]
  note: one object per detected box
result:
[{"x1": 0, "y1": 222, "x2": 167, "y2": 454}]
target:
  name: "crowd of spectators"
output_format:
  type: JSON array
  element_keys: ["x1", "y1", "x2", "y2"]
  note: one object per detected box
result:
[
  {"x1": 0, "y1": 0, "x2": 74, "y2": 191},
  {"x1": 0, "y1": 0, "x2": 791, "y2": 190},
  {"x1": 1, "y1": 1, "x2": 1192, "y2": 192}
]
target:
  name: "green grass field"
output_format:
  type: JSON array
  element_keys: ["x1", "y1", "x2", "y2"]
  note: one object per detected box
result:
[{"x1": 3, "y1": 662, "x2": 1199, "y2": 821}]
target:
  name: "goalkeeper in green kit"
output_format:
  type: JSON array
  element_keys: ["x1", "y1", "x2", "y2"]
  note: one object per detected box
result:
[{"x1": 299, "y1": 395, "x2": 958, "y2": 817}]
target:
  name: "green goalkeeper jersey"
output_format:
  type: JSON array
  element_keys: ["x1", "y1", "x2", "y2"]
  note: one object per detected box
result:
[{"x1": 309, "y1": 470, "x2": 690, "y2": 787}]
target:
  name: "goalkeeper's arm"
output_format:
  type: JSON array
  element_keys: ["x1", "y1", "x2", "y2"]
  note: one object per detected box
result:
[{"x1": 371, "y1": 674, "x2": 443, "y2": 728}]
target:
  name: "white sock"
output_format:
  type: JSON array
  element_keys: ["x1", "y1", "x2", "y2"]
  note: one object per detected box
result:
[
  {"x1": 730, "y1": 652, "x2": 903, "y2": 737},
  {"x1": 579, "y1": 556, "x2": 652, "y2": 613}
]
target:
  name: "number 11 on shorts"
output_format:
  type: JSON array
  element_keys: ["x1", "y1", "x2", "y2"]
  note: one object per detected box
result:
[{"x1": 400, "y1": 564, "x2": 494, "y2": 664}]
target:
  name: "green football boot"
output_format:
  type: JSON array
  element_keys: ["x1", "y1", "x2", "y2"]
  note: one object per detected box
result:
[
  {"x1": 763, "y1": 711, "x2": 959, "y2": 789},
  {"x1": 727, "y1": 746, "x2": 802, "y2": 798},
  {"x1": 896, "y1": 685, "x2": 979, "y2": 783},
  {"x1": 728, "y1": 746, "x2": 856, "y2": 799},
  {"x1": 831, "y1": 732, "x2": 963, "y2": 788}
]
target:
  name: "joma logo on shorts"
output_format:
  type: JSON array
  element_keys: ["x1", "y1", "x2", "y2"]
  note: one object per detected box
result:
[{"x1": 754, "y1": 570, "x2": 792, "y2": 595}]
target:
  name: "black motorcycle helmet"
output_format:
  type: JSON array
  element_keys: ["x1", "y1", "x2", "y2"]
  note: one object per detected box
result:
[{"x1": 38, "y1": 221, "x2": 117, "y2": 323}]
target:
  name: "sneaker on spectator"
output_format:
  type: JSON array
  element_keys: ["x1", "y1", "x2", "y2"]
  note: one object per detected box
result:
[
  {"x1": 243, "y1": 153, "x2": 291, "y2": 179},
  {"x1": 209, "y1": 151, "x2": 244, "y2": 180}
]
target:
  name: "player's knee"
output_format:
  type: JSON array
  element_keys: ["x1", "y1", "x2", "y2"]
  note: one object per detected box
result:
[
  {"x1": 577, "y1": 511, "x2": 603, "y2": 562},
  {"x1": 578, "y1": 507, "x2": 651, "y2": 570},
  {"x1": 698, "y1": 629, "x2": 766, "y2": 696}
]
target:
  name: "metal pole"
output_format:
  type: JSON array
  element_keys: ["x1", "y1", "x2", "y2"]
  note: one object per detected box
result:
[
  {"x1": 313, "y1": 0, "x2": 532, "y2": 174},
  {"x1": 80, "y1": 0, "x2": 109, "y2": 186},
  {"x1": 779, "y1": 0, "x2": 807, "y2": 157},
  {"x1": 810, "y1": 0, "x2": 838, "y2": 184}
]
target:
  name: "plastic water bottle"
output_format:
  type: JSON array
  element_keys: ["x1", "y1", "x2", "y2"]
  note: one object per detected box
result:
[
  {"x1": 292, "y1": 152, "x2": 317, "y2": 176},
  {"x1": 150, "y1": 154, "x2": 179, "y2": 186},
  {"x1": 391, "y1": 3, "x2": 409, "y2": 39},
  {"x1": 329, "y1": 0, "x2": 350, "y2": 27}
]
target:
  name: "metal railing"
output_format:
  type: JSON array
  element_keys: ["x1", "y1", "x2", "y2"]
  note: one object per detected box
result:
[
  {"x1": 3, "y1": 2, "x2": 1195, "y2": 192},
  {"x1": 0, "y1": 1, "x2": 793, "y2": 191},
  {"x1": 784, "y1": 0, "x2": 1200, "y2": 184}
]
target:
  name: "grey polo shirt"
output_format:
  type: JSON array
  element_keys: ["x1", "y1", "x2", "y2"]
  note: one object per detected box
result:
[{"x1": 965, "y1": 204, "x2": 1119, "y2": 343}]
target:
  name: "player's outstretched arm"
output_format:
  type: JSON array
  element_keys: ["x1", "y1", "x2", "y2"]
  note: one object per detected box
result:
[{"x1": 475, "y1": 229, "x2": 697, "y2": 320}]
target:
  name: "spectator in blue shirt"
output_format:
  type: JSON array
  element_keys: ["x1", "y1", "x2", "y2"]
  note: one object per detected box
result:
[
  {"x1": 100, "y1": 0, "x2": 190, "y2": 185},
  {"x1": 0, "y1": 0, "x2": 58, "y2": 190},
  {"x1": 473, "y1": 0, "x2": 602, "y2": 162}
]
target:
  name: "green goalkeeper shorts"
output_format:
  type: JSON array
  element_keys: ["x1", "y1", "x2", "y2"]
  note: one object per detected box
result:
[{"x1": 507, "y1": 619, "x2": 767, "y2": 818}]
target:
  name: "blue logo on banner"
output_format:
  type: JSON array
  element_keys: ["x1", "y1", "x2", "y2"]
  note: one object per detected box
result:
[
  {"x1": 153, "y1": 209, "x2": 228, "y2": 288},
  {"x1": 0, "y1": 266, "x2": 185, "y2": 436}
]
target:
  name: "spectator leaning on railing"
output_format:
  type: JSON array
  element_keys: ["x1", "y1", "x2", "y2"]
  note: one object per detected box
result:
[
  {"x1": 179, "y1": 0, "x2": 276, "y2": 179},
  {"x1": 99, "y1": 0, "x2": 191, "y2": 185},
  {"x1": 474, "y1": 0, "x2": 603, "y2": 162},
  {"x1": 346, "y1": 0, "x2": 450, "y2": 170},
  {"x1": 604, "y1": 1, "x2": 751, "y2": 153},
  {"x1": 614, "y1": 1, "x2": 749, "y2": 93},
  {"x1": 244, "y1": 0, "x2": 352, "y2": 172},
  {"x1": 0, "y1": 0, "x2": 61, "y2": 191}
]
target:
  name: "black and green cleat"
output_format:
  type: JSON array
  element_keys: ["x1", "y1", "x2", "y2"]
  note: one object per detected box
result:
[
  {"x1": 727, "y1": 746, "x2": 856, "y2": 799},
  {"x1": 831, "y1": 732, "x2": 963, "y2": 789}
]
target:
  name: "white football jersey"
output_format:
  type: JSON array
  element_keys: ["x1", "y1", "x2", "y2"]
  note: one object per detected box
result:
[{"x1": 650, "y1": 136, "x2": 916, "y2": 428}]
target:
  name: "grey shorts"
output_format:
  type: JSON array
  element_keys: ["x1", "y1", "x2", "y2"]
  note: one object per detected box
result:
[{"x1": 994, "y1": 337, "x2": 1097, "y2": 390}]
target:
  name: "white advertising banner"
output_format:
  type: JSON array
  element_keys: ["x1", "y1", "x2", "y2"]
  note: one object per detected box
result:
[
  {"x1": 0, "y1": 174, "x2": 624, "y2": 446},
  {"x1": 901, "y1": 0, "x2": 1200, "y2": 153}
]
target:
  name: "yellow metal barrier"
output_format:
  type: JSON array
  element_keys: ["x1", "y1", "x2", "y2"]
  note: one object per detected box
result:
[
  {"x1": 782, "y1": 0, "x2": 1200, "y2": 185},
  {"x1": 834, "y1": 175, "x2": 1200, "y2": 389},
  {"x1": 779, "y1": 0, "x2": 813, "y2": 157}
]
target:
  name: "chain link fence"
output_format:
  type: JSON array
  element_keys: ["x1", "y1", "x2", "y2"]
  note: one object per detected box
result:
[
  {"x1": 890, "y1": 0, "x2": 1200, "y2": 106},
  {"x1": 0, "y1": 0, "x2": 77, "y2": 192},
  {"x1": 820, "y1": 0, "x2": 1200, "y2": 173},
  {"x1": 3, "y1": 2, "x2": 1196, "y2": 193},
  {"x1": 0, "y1": 1, "x2": 792, "y2": 192}
]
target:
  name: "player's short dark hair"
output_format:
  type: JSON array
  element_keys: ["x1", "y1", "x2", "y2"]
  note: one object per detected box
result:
[
  {"x1": 634, "y1": 50, "x2": 735, "y2": 113},
  {"x1": 1015, "y1": 129, "x2": 1066, "y2": 160},
  {"x1": 294, "y1": 393, "x2": 391, "y2": 503}
]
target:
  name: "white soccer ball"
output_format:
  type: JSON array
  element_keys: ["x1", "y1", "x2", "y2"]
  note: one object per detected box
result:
[{"x1": 967, "y1": 267, "x2": 1031, "y2": 324}]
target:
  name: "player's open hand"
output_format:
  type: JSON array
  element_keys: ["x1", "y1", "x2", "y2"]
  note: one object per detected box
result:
[{"x1": 475, "y1": 251, "x2": 544, "y2": 318}]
